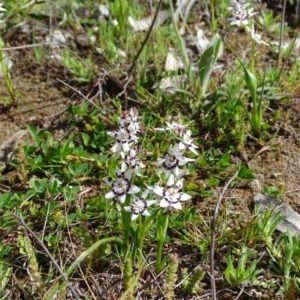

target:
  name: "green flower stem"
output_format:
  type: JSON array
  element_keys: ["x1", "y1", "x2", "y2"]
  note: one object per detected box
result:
[
  {"x1": 250, "y1": 38, "x2": 255, "y2": 76},
  {"x1": 156, "y1": 210, "x2": 169, "y2": 273},
  {"x1": 121, "y1": 196, "x2": 133, "y2": 257},
  {"x1": 123, "y1": 208, "x2": 159, "y2": 262},
  {"x1": 138, "y1": 209, "x2": 159, "y2": 252}
]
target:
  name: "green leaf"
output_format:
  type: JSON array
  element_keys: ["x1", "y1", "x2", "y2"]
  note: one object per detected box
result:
[
  {"x1": 27, "y1": 124, "x2": 38, "y2": 143},
  {"x1": 0, "y1": 193, "x2": 11, "y2": 208},
  {"x1": 82, "y1": 133, "x2": 90, "y2": 146},
  {"x1": 218, "y1": 152, "x2": 231, "y2": 169},
  {"x1": 198, "y1": 33, "x2": 222, "y2": 97},
  {"x1": 0, "y1": 262, "x2": 12, "y2": 294},
  {"x1": 238, "y1": 165, "x2": 255, "y2": 179},
  {"x1": 243, "y1": 67, "x2": 257, "y2": 102}
]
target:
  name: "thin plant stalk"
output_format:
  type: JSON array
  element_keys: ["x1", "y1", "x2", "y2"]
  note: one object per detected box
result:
[
  {"x1": 250, "y1": 38, "x2": 255, "y2": 75},
  {"x1": 155, "y1": 210, "x2": 169, "y2": 273},
  {"x1": 121, "y1": 197, "x2": 133, "y2": 257},
  {"x1": 137, "y1": 209, "x2": 159, "y2": 255}
]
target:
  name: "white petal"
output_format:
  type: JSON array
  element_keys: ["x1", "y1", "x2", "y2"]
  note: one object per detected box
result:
[
  {"x1": 111, "y1": 142, "x2": 121, "y2": 153},
  {"x1": 125, "y1": 169, "x2": 133, "y2": 179},
  {"x1": 124, "y1": 170, "x2": 132, "y2": 181},
  {"x1": 167, "y1": 174, "x2": 175, "y2": 186},
  {"x1": 178, "y1": 157, "x2": 195, "y2": 166},
  {"x1": 120, "y1": 162, "x2": 127, "y2": 172},
  {"x1": 160, "y1": 199, "x2": 170, "y2": 208},
  {"x1": 128, "y1": 185, "x2": 141, "y2": 194},
  {"x1": 124, "y1": 206, "x2": 132, "y2": 212},
  {"x1": 173, "y1": 167, "x2": 180, "y2": 178},
  {"x1": 141, "y1": 189, "x2": 149, "y2": 198},
  {"x1": 164, "y1": 170, "x2": 171, "y2": 179},
  {"x1": 107, "y1": 131, "x2": 116, "y2": 137},
  {"x1": 104, "y1": 177, "x2": 112, "y2": 186},
  {"x1": 178, "y1": 142, "x2": 186, "y2": 151},
  {"x1": 179, "y1": 193, "x2": 191, "y2": 201},
  {"x1": 146, "y1": 200, "x2": 158, "y2": 206},
  {"x1": 139, "y1": 162, "x2": 146, "y2": 168},
  {"x1": 189, "y1": 146, "x2": 199, "y2": 155},
  {"x1": 175, "y1": 178, "x2": 184, "y2": 189},
  {"x1": 131, "y1": 213, "x2": 139, "y2": 220},
  {"x1": 119, "y1": 194, "x2": 126, "y2": 203},
  {"x1": 260, "y1": 40, "x2": 269, "y2": 46},
  {"x1": 155, "y1": 167, "x2": 165, "y2": 175},
  {"x1": 122, "y1": 142, "x2": 130, "y2": 153},
  {"x1": 145, "y1": 185, "x2": 154, "y2": 192},
  {"x1": 142, "y1": 209, "x2": 151, "y2": 217},
  {"x1": 153, "y1": 186, "x2": 165, "y2": 197},
  {"x1": 172, "y1": 202, "x2": 182, "y2": 209},
  {"x1": 105, "y1": 191, "x2": 115, "y2": 199},
  {"x1": 152, "y1": 159, "x2": 164, "y2": 166}
]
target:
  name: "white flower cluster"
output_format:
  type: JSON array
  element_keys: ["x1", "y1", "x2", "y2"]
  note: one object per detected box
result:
[
  {"x1": 104, "y1": 109, "x2": 198, "y2": 220},
  {"x1": 227, "y1": 0, "x2": 268, "y2": 46}
]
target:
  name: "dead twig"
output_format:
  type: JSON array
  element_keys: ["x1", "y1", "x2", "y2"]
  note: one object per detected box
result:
[
  {"x1": 234, "y1": 283, "x2": 246, "y2": 300},
  {"x1": 125, "y1": 0, "x2": 163, "y2": 108},
  {"x1": 210, "y1": 165, "x2": 241, "y2": 300},
  {"x1": 56, "y1": 78, "x2": 103, "y2": 112},
  {"x1": 0, "y1": 42, "x2": 51, "y2": 51},
  {"x1": 127, "y1": 0, "x2": 163, "y2": 77},
  {"x1": 89, "y1": 273, "x2": 106, "y2": 300}
]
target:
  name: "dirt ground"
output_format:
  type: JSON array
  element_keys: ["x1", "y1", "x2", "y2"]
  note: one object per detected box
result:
[
  {"x1": 1, "y1": 3, "x2": 300, "y2": 298},
  {"x1": 1, "y1": 4, "x2": 300, "y2": 244},
  {"x1": 1, "y1": 38, "x2": 300, "y2": 300},
  {"x1": 0, "y1": 4, "x2": 299, "y2": 217}
]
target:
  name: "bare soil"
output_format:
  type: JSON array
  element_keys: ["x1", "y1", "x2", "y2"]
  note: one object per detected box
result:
[{"x1": 1, "y1": 2, "x2": 300, "y2": 299}]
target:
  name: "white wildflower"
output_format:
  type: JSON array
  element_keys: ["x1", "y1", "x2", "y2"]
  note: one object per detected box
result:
[
  {"x1": 155, "y1": 120, "x2": 188, "y2": 136},
  {"x1": 124, "y1": 190, "x2": 157, "y2": 220},
  {"x1": 104, "y1": 168, "x2": 140, "y2": 203},
  {"x1": 118, "y1": 108, "x2": 140, "y2": 133},
  {"x1": 228, "y1": 7, "x2": 257, "y2": 26},
  {"x1": 227, "y1": 0, "x2": 249, "y2": 12},
  {"x1": 153, "y1": 174, "x2": 191, "y2": 210},
  {"x1": 120, "y1": 147, "x2": 145, "y2": 177},
  {"x1": 246, "y1": 24, "x2": 269, "y2": 46},
  {"x1": 178, "y1": 130, "x2": 199, "y2": 155},
  {"x1": 107, "y1": 128, "x2": 139, "y2": 153},
  {"x1": 152, "y1": 145, "x2": 195, "y2": 178}
]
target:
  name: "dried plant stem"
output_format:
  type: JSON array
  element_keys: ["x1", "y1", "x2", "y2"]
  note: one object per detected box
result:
[
  {"x1": 210, "y1": 165, "x2": 241, "y2": 300},
  {"x1": 0, "y1": 42, "x2": 50, "y2": 51},
  {"x1": 127, "y1": 0, "x2": 163, "y2": 77}
]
